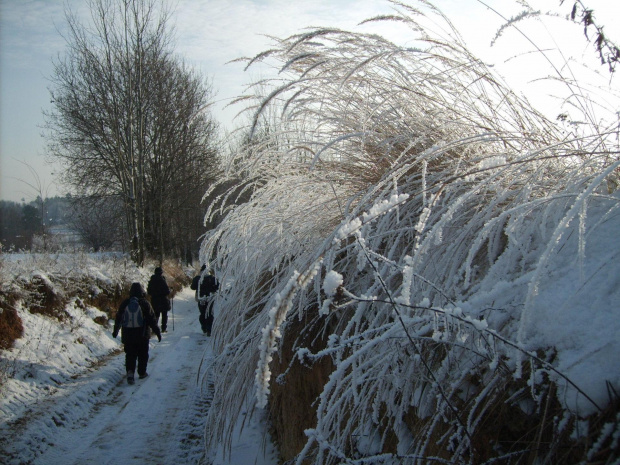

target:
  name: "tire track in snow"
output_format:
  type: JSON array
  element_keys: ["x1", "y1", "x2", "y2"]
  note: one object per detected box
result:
[
  {"x1": 155, "y1": 349, "x2": 215, "y2": 465},
  {"x1": 0, "y1": 350, "x2": 127, "y2": 464}
]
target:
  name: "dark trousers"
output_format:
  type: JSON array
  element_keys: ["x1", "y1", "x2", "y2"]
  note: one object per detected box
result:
[
  {"x1": 154, "y1": 309, "x2": 169, "y2": 331},
  {"x1": 160, "y1": 310, "x2": 168, "y2": 331},
  {"x1": 124, "y1": 337, "x2": 150, "y2": 376},
  {"x1": 199, "y1": 303, "x2": 214, "y2": 334}
]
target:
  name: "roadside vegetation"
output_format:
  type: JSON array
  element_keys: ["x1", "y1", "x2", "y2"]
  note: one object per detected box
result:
[
  {"x1": 0, "y1": 253, "x2": 191, "y2": 357},
  {"x1": 200, "y1": 2, "x2": 620, "y2": 463}
]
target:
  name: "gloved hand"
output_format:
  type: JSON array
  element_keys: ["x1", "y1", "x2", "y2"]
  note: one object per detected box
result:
[
  {"x1": 157, "y1": 332, "x2": 162, "y2": 342},
  {"x1": 112, "y1": 330, "x2": 118, "y2": 339}
]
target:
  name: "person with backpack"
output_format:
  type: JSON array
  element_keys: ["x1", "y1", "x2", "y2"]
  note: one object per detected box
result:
[
  {"x1": 190, "y1": 264, "x2": 219, "y2": 336},
  {"x1": 112, "y1": 282, "x2": 162, "y2": 385},
  {"x1": 147, "y1": 266, "x2": 171, "y2": 332}
]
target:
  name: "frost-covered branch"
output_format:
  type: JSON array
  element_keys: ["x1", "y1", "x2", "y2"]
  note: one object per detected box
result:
[{"x1": 200, "y1": 1, "x2": 620, "y2": 463}]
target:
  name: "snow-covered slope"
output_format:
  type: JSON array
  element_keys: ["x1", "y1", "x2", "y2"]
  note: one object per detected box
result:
[{"x1": 0, "y1": 260, "x2": 277, "y2": 464}]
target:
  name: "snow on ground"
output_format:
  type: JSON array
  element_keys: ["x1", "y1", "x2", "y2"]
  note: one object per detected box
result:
[{"x1": 0, "y1": 287, "x2": 278, "y2": 465}]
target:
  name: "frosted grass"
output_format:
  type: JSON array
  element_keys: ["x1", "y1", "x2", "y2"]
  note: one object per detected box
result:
[{"x1": 199, "y1": 1, "x2": 620, "y2": 463}]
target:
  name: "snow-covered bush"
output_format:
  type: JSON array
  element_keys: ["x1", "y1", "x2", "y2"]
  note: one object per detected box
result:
[{"x1": 201, "y1": 2, "x2": 619, "y2": 463}]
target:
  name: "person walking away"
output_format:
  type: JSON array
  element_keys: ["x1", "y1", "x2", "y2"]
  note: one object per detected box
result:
[
  {"x1": 112, "y1": 282, "x2": 162, "y2": 385},
  {"x1": 147, "y1": 266, "x2": 171, "y2": 332},
  {"x1": 190, "y1": 265, "x2": 219, "y2": 336}
]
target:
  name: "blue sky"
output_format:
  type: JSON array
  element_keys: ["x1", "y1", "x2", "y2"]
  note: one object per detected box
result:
[{"x1": 1, "y1": 0, "x2": 618, "y2": 202}]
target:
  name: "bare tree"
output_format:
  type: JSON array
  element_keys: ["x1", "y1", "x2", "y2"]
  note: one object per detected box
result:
[
  {"x1": 45, "y1": 0, "x2": 219, "y2": 264},
  {"x1": 68, "y1": 194, "x2": 124, "y2": 251}
]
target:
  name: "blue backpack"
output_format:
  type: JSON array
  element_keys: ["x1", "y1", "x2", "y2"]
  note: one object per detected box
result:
[{"x1": 122, "y1": 297, "x2": 144, "y2": 328}]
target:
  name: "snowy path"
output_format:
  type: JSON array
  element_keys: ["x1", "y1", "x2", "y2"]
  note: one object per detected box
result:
[{"x1": 0, "y1": 288, "x2": 275, "y2": 465}]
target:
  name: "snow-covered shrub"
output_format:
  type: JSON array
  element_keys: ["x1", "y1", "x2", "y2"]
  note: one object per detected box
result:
[
  {"x1": 0, "y1": 292, "x2": 23, "y2": 352},
  {"x1": 201, "y1": 2, "x2": 620, "y2": 463},
  {"x1": 0, "y1": 252, "x2": 152, "y2": 326},
  {"x1": 22, "y1": 273, "x2": 68, "y2": 321}
]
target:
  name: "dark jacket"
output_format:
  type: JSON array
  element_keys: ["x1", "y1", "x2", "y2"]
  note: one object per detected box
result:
[
  {"x1": 147, "y1": 271, "x2": 171, "y2": 312},
  {"x1": 113, "y1": 284, "x2": 161, "y2": 344},
  {"x1": 191, "y1": 273, "x2": 219, "y2": 304}
]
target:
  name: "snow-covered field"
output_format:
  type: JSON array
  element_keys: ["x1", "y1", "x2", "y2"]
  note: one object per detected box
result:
[{"x1": 0, "y1": 286, "x2": 278, "y2": 465}]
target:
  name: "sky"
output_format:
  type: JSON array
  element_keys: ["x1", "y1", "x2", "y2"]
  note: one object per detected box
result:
[{"x1": 1, "y1": 0, "x2": 618, "y2": 203}]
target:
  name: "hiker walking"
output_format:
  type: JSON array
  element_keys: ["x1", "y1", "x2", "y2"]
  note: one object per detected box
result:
[
  {"x1": 147, "y1": 266, "x2": 171, "y2": 332},
  {"x1": 112, "y1": 282, "x2": 162, "y2": 385},
  {"x1": 190, "y1": 264, "x2": 219, "y2": 336}
]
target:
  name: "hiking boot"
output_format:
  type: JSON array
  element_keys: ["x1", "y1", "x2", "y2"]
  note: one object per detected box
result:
[
  {"x1": 127, "y1": 370, "x2": 135, "y2": 385},
  {"x1": 161, "y1": 329, "x2": 167, "y2": 333},
  {"x1": 139, "y1": 372, "x2": 149, "y2": 379}
]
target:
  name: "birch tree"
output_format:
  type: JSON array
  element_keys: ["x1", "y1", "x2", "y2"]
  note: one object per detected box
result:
[{"x1": 45, "y1": 0, "x2": 218, "y2": 264}]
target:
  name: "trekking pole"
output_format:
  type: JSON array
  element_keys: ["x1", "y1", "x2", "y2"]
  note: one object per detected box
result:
[{"x1": 172, "y1": 297, "x2": 175, "y2": 331}]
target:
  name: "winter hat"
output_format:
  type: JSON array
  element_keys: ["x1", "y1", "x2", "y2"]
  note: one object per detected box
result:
[
  {"x1": 155, "y1": 267, "x2": 163, "y2": 275},
  {"x1": 130, "y1": 282, "x2": 146, "y2": 298}
]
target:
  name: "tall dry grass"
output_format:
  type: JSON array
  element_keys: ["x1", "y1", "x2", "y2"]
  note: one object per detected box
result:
[{"x1": 201, "y1": 1, "x2": 619, "y2": 463}]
